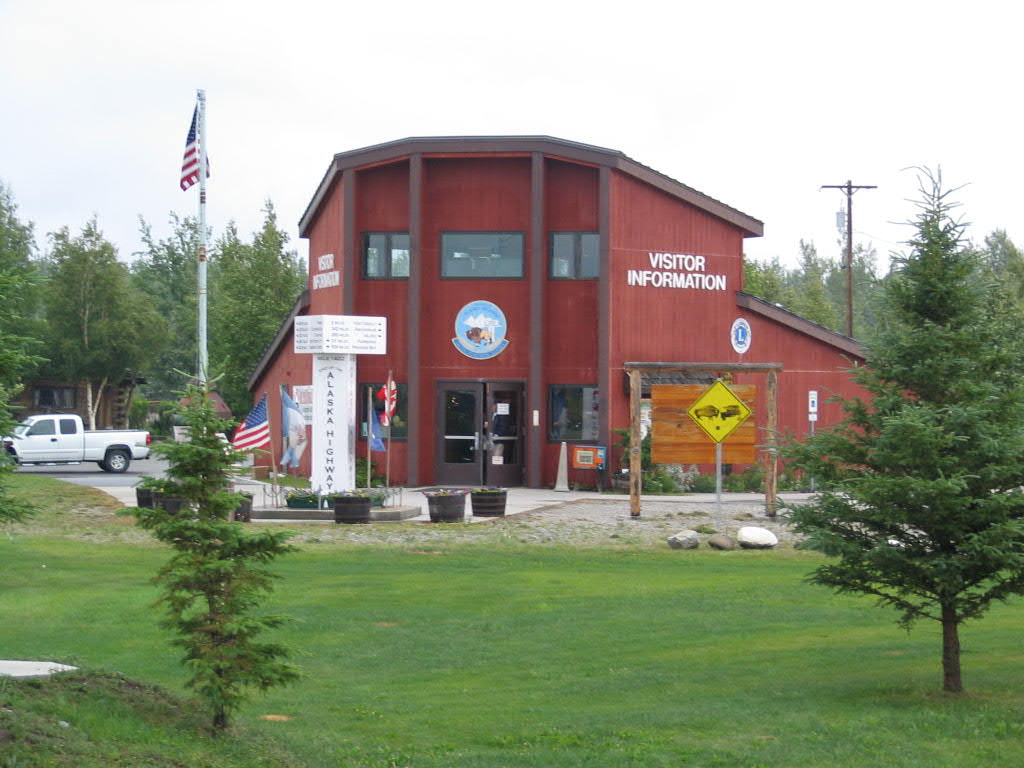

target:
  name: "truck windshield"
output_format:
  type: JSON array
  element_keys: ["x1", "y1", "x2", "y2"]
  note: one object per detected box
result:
[{"x1": 13, "y1": 423, "x2": 32, "y2": 437}]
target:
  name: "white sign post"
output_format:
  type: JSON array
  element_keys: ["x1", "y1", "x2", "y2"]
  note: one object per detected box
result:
[{"x1": 293, "y1": 315, "x2": 386, "y2": 494}]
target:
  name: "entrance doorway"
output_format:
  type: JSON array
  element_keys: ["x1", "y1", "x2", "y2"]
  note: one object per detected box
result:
[{"x1": 435, "y1": 381, "x2": 524, "y2": 486}]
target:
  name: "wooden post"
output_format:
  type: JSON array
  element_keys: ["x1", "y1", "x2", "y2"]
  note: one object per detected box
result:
[
  {"x1": 765, "y1": 368, "x2": 779, "y2": 516},
  {"x1": 629, "y1": 368, "x2": 641, "y2": 517}
]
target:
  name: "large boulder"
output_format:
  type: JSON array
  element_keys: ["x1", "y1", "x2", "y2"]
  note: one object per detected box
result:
[
  {"x1": 737, "y1": 526, "x2": 778, "y2": 549},
  {"x1": 667, "y1": 530, "x2": 700, "y2": 550},
  {"x1": 707, "y1": 534, "x2": 737, "y2": 550}
]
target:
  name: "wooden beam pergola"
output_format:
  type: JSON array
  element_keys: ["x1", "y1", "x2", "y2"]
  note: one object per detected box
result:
[{"x1": 624, "y1": 362, "x2": 783, "y2": 518}]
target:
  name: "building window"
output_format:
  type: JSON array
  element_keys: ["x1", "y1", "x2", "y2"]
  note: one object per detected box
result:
[
  {"x1": 442, "y1": 232, "x2": 524, "y2": 278},
  {"x1": 359, "y1": 382, "x2": 409, "y2": 441},
  {"x1": 33, "y1": 386, "x2": 75, "y2": 411},
  {"x1": 549, "y1": 385, "x2": 600, "y2": 442},
  {"x1": 363, "y1": 233, "x2": 410, "y2": 279},
  {"x1": 550, "y1": 232, "x2": 599, "y2": 279}
]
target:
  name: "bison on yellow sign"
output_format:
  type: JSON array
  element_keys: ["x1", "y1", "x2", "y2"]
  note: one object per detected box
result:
[{"x1": 650, "y1": 383, "x2": 757, "y2": 464}]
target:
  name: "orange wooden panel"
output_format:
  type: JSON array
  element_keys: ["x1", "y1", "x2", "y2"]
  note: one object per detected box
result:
[{"x1": 650, "y1": 384, "x2": 757, "y2": 464}]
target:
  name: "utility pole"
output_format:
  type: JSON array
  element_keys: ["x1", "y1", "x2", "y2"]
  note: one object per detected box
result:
[{"x1": 821, "y1": 180, "x2": 876, "y2": 337}]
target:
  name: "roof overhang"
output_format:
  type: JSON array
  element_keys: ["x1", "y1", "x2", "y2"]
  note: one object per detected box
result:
[
  {"x1": 736, "y1": 291, "x2": 864, "y2": 358},
  {"x1": 298, "y1": 135, "x2": 763, "y2": 239}
]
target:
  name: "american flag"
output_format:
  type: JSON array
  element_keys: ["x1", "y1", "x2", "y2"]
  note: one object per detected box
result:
[
  {"x1": 233, "y1": 394, "x2": 270, "y2": 451},
  {"x1": 180, "y1": 106, "x2": 209, "y2": 191}
]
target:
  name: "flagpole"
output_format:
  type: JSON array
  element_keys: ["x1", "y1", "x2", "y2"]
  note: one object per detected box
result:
[
  {"x1": 385, "y1": 370, "x2": 393, "y2": 489},
  {"x1": 196, "y1": 88, "x2": 209, "y2": 384},
  {"x1": 365, "y1": 385, "x2": 372, "y2": 490}
]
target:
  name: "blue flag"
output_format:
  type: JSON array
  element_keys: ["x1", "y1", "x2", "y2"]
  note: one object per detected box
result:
[{"x1": 369, "y1": 412, "x2": 385, "y2": 453}]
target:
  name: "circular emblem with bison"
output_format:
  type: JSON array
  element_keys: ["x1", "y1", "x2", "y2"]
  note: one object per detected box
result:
[{"x1": 452, "y1": 300, "x2": 509, "y2": 360}]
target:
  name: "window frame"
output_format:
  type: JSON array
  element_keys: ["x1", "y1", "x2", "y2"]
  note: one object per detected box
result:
[
  {"x1": 362, "y1": 232, "x2": 410, "y2": 280},
  {"x1": 440, "y1": 231, "x2": 525, "y2": 280},
  {"x1": 32, "y1": 386, "x2": 76, "y2": 410},
  {"x1": 549, "y1": 231, "x2": 600, "y2": 280},
  {"x1": 548, "y1": 384, "x2": 600, "y2": 442},
  {"x1": 358, "y1": 381, "x2": 409, "y2": 442}
]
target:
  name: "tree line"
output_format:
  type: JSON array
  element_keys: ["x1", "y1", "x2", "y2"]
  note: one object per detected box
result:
[
  {"x1": 0, "y1": 181, "x2": 306, "y2": 428},
  {"x1": 743, "y1": 230, "x2": 1024, "y2": 343}
]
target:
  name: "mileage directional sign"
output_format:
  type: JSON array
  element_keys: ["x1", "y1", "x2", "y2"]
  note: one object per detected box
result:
[{"x1": 686, "y1": 381, "x2": 752, "y2": 444}]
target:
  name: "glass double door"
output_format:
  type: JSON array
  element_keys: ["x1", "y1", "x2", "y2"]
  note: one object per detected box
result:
[{"x1": 436, "y1": 381, "x2": 524, "y2": 486}]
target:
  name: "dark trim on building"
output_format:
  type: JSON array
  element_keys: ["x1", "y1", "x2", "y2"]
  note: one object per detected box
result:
[
  {"x1": 299, "y1": 136, "x2": 763, "y2": 240},
  {"x1": 597, "y1": 165, "x2": 611, "y2": 456},
  {"x1": 342, "y1": 169, "x2": 355, "y2": 314},
  {"x1": 528, "y1": 152, "x2": 544, "y2": 487},
  {"x1": 407, "y1": 154, "x2": 422, "y2": 485},
  {"x1": 735, "y1": 292, "x2": 864, "y2": 358}
]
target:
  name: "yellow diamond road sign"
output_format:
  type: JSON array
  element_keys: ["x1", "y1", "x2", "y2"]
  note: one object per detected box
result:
[{"x1": 687, "y1": 381, "x2": 752, "y2": 444}]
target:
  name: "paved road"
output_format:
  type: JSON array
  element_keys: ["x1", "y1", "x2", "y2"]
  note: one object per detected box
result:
[{"x1": 15, "y1": 458, "x2": 168, "y2": 504}]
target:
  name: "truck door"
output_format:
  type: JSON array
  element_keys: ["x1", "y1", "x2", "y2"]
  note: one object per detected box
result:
[{"x1": 17, "y1": 417, "x2": 82, "y2": 462}]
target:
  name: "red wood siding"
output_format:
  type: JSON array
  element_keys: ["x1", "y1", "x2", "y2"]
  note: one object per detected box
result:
[{"x1": 305, "y1": 178, "x2": 344, "y2": 316}]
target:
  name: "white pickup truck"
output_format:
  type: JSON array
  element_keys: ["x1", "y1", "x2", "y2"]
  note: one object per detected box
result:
[{"x1": 3, "y1": 413, "x2": 151, "y2": 473}]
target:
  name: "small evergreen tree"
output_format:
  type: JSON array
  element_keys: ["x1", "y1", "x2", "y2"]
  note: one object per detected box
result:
[
  {"x1": 786, "y1": 170, "x2": 1024, "y2": 693},
  {"x1": 134, "y1": 384, "x2": 299, "y2": 731}
]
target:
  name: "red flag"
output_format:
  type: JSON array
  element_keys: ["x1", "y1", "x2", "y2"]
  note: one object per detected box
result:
[{"x1": 380, "y1": 372, "x2": 397, "y2": 427}]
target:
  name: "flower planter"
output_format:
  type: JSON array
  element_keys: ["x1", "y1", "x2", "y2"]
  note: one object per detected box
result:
[
  {"x1": 285, "y1": 497, "x2": 320, "y2": 509},
  {"x1": 233, "y1": 494, "x2": 253, "y2": 522},
  {"x1": 153, "y1": 494, "x2": 187, "y2": 515},
  {"x1": 427, "y1": 494, "x2": 466, "y2": 523},
  {"x1": 470, "y1": 490, "x2": 507, "y2": 517},
  {"x1": 135, "y1": 487, "x2": 155, "y2": 509},
  {"x1": 334, "y1": 496, "x2": 372, "y2": 524}
]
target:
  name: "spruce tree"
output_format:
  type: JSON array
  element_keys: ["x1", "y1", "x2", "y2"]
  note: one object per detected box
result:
[
  {"x1": 786, "y1": 170, "x2": 1024, "y2": 693},
  {"x1": 134, "y1": 384, "x2": 299, "y2": 731}
]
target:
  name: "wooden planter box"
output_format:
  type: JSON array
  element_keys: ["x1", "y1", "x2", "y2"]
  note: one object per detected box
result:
[
  {"x1": 233, "y1": 495, "x2": 253, "y2": 522},
  {"x1": 153, "y1": 494, "x2": 187, "y2": 515},
  {"x1": 470, "y1": 491, "x2": 507, "y2": 517},
  {"x1": 334, "y1": 496, "x2": 372, "y2": 524},
  {"x1": 427, "y1": 494, "x2": 466, "y2": 523}
]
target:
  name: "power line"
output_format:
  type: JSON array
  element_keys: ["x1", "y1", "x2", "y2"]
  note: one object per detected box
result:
[{"x1": 821, "y1": 181, "x2": 877, "y2": 337}]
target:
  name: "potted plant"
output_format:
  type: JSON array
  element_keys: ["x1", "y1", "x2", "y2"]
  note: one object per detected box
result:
[
  {"x1": 331, "y1": 489, "x2": 374, "y2": 524},
  {"x1": 470, "y1": 487, "x2": 507, "y2": 517},
  {"x1": 135, "y1": 479, "x2": 158, "y2": 509},
  {"x1": 421, "y1": 488, "x2": 468, "y2": 523},
  {"x1": 285, "y1": 489, "x2": 320, "y2": 509},
  {"x1": 233, "y1": 491, "x2": 254, "y2": 522}
]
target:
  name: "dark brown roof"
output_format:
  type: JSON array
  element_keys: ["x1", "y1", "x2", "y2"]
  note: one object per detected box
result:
[
  {"x1": 298, "y1": 135, "x2": 763, "y2": 238},
  {"x1": 735, "y1": 292, "x2": 864, "y2": 358}
]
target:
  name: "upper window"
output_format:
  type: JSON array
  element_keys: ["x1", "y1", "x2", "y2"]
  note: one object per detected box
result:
[
  {"x1": 442, "y1": 233, "x2": 524, "y2": 278},
  {"x1": 550, "y1": 232, "x2": 599, "y2": 279},
  {"x1": 363, "y1": 233, "x2": 410, "y2": 279}
]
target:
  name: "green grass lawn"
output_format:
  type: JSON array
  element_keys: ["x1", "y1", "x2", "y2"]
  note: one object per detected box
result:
[{"x1": 3, "y1": 476, "x2": 1024, "y2": 767}]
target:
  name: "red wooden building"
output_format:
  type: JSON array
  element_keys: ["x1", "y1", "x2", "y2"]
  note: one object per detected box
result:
[{"x1": 249, "y1": 136, "x2": 862, "y2": 488}]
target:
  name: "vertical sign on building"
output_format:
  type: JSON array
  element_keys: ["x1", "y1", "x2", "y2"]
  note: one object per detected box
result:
[
  {"x1": 294, "y1": 315, "x2": 387, "y2": 494},
  {"x1": 311, "y1": 355, "x2": 357, "y2": 494}
]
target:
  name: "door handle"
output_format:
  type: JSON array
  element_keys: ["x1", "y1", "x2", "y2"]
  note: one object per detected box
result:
[{"x1": 473, "y1": 432, "x2": 479, "y2": 451}]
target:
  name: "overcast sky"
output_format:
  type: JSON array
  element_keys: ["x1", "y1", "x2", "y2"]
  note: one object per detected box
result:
[{"x1": 2, "y1": 0, "x2": 1018, "y2": 274}]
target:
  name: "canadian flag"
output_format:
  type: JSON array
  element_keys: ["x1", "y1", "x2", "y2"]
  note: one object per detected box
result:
[{"x1": 378, "y1": 371, "x2": 398, "y2": 427}]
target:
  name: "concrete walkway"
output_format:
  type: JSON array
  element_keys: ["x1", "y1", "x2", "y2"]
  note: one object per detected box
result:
[{"x1": 94, "y1": 476, "x2": 810, "y2": 521}]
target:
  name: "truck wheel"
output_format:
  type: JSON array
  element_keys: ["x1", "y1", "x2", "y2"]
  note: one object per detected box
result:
[{"x1": 102, "y1": 450, "x2": 130, "y2": 473}]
